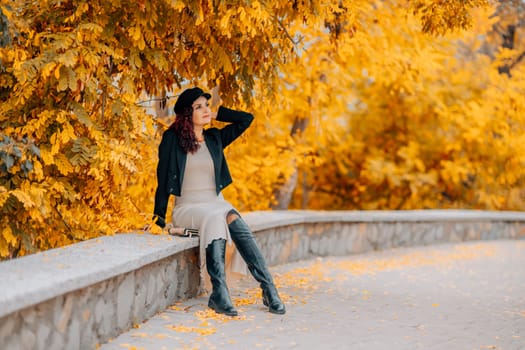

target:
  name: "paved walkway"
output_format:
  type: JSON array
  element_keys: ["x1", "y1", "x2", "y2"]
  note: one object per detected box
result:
[{"x1": 100, "y1": 240, "x2": 525, "y2": 350}]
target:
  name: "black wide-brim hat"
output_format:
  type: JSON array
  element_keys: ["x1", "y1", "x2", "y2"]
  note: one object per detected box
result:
[{"x1": 174, "y1": 87, "x2": 211, "y2": 115}]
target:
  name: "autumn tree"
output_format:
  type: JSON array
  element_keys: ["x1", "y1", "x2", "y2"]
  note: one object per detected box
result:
[
  {"x1": 0, "y1": 0, "x2": 490, "y2": 259},
  {"x1": 258, "y1": 2, "x2": 525, "y2": 211}
]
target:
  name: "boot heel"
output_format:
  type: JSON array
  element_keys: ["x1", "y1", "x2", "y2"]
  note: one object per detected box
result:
[
  {"x1": 262, "y1": 287, "x2": 286, "y2": 315},
  {"x1": 209, "y1": 296, "x2": 238, "y2": 316}
]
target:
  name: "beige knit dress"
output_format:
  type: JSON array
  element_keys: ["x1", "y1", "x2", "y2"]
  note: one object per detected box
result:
[{"x1": 171, "y1": 141, "x2": 248, "y2": 292}]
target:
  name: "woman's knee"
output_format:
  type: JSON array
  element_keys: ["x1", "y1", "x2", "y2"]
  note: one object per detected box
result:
[
  {"x1": 226, "y1": 209, "x2": 241, "y2": 225},
  {"x1": 226, "y1": 210, "x2": 252, "y2": 233}
]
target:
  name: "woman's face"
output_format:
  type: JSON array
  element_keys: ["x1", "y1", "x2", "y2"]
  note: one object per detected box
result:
[{"x1": 191, "y1": 96, "x2": 211, "y2": 127}]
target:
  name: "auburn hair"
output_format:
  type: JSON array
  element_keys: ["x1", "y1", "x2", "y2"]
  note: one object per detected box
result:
[{"x1": 170, "y1": 106, "x2": 199, "y2": 154}]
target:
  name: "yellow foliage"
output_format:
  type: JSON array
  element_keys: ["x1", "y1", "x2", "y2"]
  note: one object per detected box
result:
[
  {"x1": 273, "y1": 2, "x2": 525, "y2": 211},
  {"x1": 2, "y1": 0, "x2": 519, "y2": 259}
]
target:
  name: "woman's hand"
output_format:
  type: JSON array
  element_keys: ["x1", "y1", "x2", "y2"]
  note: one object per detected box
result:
[
  {"x1": 210, "y1": 85, "x2": 222, "y2": 108},
  {"x1": 164, "y1": 222, "x2": 174, "y2": 233}
]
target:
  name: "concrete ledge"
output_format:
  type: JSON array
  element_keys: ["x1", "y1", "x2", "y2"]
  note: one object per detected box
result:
[
  {"x1": 1, "y1": 210, "x2": 524, "y2": 350},
  {"x1": 245, "y1": 209, "x2": 525, "y2": 231},
  {"x1": 0, "y1": 234, "x2": 199, "y2": 319}
]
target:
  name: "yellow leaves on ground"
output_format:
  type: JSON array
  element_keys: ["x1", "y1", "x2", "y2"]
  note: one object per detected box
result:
[
  {"x1": 164, "y1": 304, "x2": 249, "y2": 338},
  {"x1": 166, "y1": 324, "x2": 217, "y2": 336},
  {"x1": 106, "y1": 300, "x2": 255, "y2": 348},
  {"x1": 326, "y1": 244, "x2": 496, "y2": 276},
  {"x1": 275, "y1": 244, "x2": 496, "y2": 292},
  {"x1": 117, "y1": 344, "x2": 144, "y2": 350}
]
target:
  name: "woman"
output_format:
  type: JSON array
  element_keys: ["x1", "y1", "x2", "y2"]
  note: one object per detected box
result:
[{"x1": 153, "y1": 87, "x2": 286, "y2": 316}]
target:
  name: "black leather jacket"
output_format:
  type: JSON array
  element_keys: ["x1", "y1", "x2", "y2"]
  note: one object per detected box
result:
[{"x1": 153, "y1": 106, "x2": 254, "y2": 228}]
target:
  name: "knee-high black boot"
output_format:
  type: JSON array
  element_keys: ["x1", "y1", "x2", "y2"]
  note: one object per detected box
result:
[
  {"x1": 228, "y1": 217, "x2": 286, "y2": 315},
  {"x1": 206, "y1": 239, "x2": 238, "y2": 316}
]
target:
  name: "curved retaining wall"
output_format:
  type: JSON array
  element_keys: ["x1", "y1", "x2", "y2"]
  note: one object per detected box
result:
[{"x1": 0, "y1": 210, "x2": 524, "y2": 350}]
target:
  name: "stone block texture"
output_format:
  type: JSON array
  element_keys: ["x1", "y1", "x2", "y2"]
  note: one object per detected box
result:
[{"x1": 0, "y1": 248, "x2": 199, "y2": 350}]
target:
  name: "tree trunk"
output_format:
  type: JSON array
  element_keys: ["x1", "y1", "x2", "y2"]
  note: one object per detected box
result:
[
  {"x1": 498, "y1": 24, "x2": 516, "y2": 75},
  {"x1": 495, "y1": 0, "x2": 525, "y2": 76},
  {"x1": 0, "y1": 10, "x2": 10, "y2": 47},
  {"x1": 271, "y1": 116, "x2": 308, "y2": 209},
  {"x1": 271, "y1": 166, "x2": 298, "y2": 209}
]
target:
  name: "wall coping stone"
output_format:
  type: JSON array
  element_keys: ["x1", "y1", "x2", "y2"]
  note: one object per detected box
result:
[
  {"x1": 1, "y1": 209, "x2": 525, "y2": 319},
  {"x1": 244, "y1": 209, "x2": 525, "y2": 231}
]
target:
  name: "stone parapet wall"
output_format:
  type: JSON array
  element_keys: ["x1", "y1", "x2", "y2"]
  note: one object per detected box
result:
[
  {"x1": 0, "y1": 249, "x2": 199, "y2": 350},
  {"x1": 255, "y1": 220, "x2": 524, "y2": 267},
  {"x1": 0, "y1": 234, "x2": 200, "y2": 350},
  {"x1": 0, "y1": 210, "x2": 524, "y2": 350}
]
